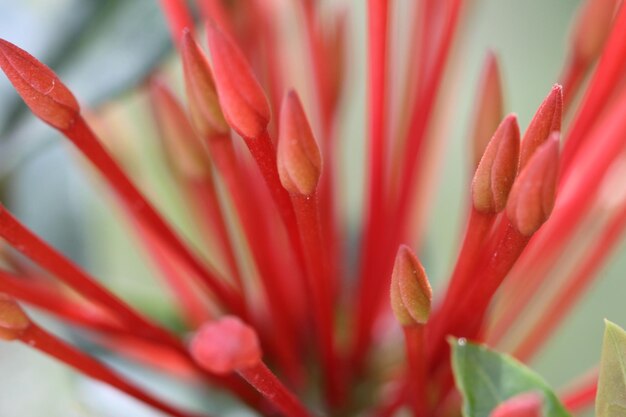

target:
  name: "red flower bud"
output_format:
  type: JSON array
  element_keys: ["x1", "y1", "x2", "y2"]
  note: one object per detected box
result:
[
  {"x1": 190, "y1": 316, "x2": 262, "y2": 375},
  {"x1": 0, "y1": 293, "x2": 31, "y2": 341},
  {"x1": 519, "y1": 85, "x2": 562, "y2": 170},
  {"x1": 181, "y1": 30, "x2": 230, "y2": 137},
  {"x1": 206, "y1": 23, "x2": 270, "y2": 138},
  {"x1": 507, "y1": 133, "x2": 560, "y2": 236},
  {"x1": 472, "y1": 52, "x2": 505, "y2": 169},
  {"x1": 0, "y1": 39, "x2": 79, "y2": 130},
  {"x1": 277, "y1": 90, "x2": 322, "y2": 196},
  {"x1": 149, "y1": 78, "x2": 212, "y2": 179},
  {"x1": 473, "y1": 114, "x2": 521, "y2": 213},
  {"x1": 390, "y1": 245, "x2": 432, "y2": 326}
]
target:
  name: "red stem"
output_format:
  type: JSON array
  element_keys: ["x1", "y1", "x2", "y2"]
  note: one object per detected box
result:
[
  {"x1": 560, "y1": 2, "x2": 626, "y2": 172},
  {"x1": 0, "y1": 207, "x2": 183, "y2": 351},
  {"x1": 63, "y1": 117, "x2": 247, "y2": 318},
  {"x1": 239, "y1": 362, "x2": 315, "y2": 417},
  {"x1": 511, "y1": 197, "x2": 626, "y2": 362},
  {"x1": 291, "y1": 193, "x2": 342, "y2": 406},
  {"x1": 21, "y1": 325, "x2": 208, "y2": 417},
  {"x1": 207, "y1": 135, "x2": 306, "y2": 383},
  {"x1": 403, "y1": 325, "x2": 427, "y2": 417},
  {"x1": 186, "y1": 177, "x2": 244, "y2": 291}
]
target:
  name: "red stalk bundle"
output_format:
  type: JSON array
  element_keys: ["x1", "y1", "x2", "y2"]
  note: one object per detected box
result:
[{"x1": 0, "y1": 1, "x2": 626, "y2": 417}]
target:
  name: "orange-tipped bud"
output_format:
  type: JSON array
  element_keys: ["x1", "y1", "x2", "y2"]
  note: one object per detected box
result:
[
  {"x1": 507, "y1": 133, "x2": 560, "y2": 236},
  {"x1": 490, "y1": 392, "x2": 543, "y2": 417},
  {"x1": 519, "y1": 85, "x2": 562, "y2": 170},
  {"x1": 0, "y1": 39, "x2": 79, "y2": 130},
  {"x1": 473, "y1": 114, "x2": 521, "y2": 213},
  {"x1": 181, "y1": 30, "x2": 230, "y2": 137},
  {"x1": 206, "y1": 23, "x2": 270, "y2": 138},
  {"x1": 570, "y1": 0, "x2": 618, "y2": 64},
  {"x1": 149, "y1": 78, "x2": 212, "y2": 179},
  {"x1": 0, "y1": 293, "x2": 31, "y2": 341},
  {"x1": 472, "y1": 52, "x2": 505, "y2": 169},
  {"x1": 190, "y1": 316, "x2": 262, "y2": 375},
  {"x1": 390, "y1": 245, "x2": 432, "y2": 326},
  {"x1": 277, "y1": 90, "x2": 322, "y2": 196}
]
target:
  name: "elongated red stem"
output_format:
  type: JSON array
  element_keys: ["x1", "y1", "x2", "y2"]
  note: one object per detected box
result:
[
  {"x1": 429, "y1": 221, "x2": 530, "y2": 367},
  {"x1": 403, "y1": 325, "x2": 426, "y2": 417},
  {"x1": 351, "y1": 0, "x2": 390, "y2": 371},
  {"x1": 561, "y1": 2, "x2": 626, "y2": 172},
  {"x1": 0, "y1": 270, "x2": 124, "y2": 334},
  {"x1": 291, "y1": 193, "x2": 341, "y2": 405},
  {"x1": 129, "y1": 218, "x2": 212, "y2": 327},
  {"x1": 0, "y1": 207, "x2": 183, "y2": 351},
  {"x1": 560, "y1": 372, "x2": 598, "y2": 413},
  {"x1": 351, "y1": 0, "x2": 463, "y2": 370},
  {"x1": 430, "y1": 208, "x2": 496, "y2": 334},
  {"x1": 20, "y1": 325, "x2": 207, "y2": 417},
  {"x1": 239, "y1": 362, "x2": 314, "y2": 417},
  {"x1": 64, "y1": 117, "x2": 247, "y2": 318},
  {"x1": 207, "y1": 135, "x2": 305, "y2": 383},
  {"x1": 185, "y1": 177, "x2": 244, "y2": 291},
  {"x1": 511, "y1": 197, "x2": 626, "y2": 361}
]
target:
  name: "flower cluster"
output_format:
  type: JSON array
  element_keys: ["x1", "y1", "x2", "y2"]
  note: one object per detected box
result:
[{"x1": 0, "y1": 1, "x2": 625, "y2": 417}]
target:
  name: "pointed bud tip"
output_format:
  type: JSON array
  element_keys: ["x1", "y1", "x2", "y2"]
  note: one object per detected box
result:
[
  {"x1": 0, "y1": 39, "x2": 79, "y2": 130},
  {"x1": 277, "y1": 90, "x2": 322, "y2": 196},
  {"x1": 206, "y1": 24, "x2": 270, "y2": 138},
  {"x1": 490, "y1": 392, "x2": 543, "y2": 417},
  {"x1": 190, "y1": 316, "x2": 262, "y2": 375},
  {"x1": 507, "y1": 133, "x2": 560, "y2": 236},
  {"x1": 473, "y1": 114, "x2": 521, "y2": 213},
  {"x1": 181, "y1": 32, "x2": 230, "y2": 137},
  {"x1": 472, "y1": 51, "x2": 504, "y2": 168},
  {"x1": 0, "y1": 294, "x2": 30, "y2": 341},
  {"x1": 519, "y1": 85, "x2": 562, "y2": 169},
  {"x1": 390, "y1": 245, "x2": 432, "y2": 326}
]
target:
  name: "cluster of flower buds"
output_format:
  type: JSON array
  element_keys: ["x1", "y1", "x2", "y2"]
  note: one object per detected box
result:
[{"x1": 0, "y1": 1, "x2": 625, "y2": 417}]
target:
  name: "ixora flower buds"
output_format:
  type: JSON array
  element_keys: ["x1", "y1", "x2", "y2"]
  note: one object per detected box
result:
[{"x1": 1, "y1": 1, "x2": 626, "y2": 417}]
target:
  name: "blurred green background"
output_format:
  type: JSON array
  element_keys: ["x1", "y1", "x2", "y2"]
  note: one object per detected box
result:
[{"x1": 2, "y1": 0, "x2": 622, "y2": 416}]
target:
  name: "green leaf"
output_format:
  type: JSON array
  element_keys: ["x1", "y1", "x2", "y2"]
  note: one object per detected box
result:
[
  {"x1": 450, "y1": 338, "x2": 571, "y2": 417},
  {"x1": 596, "y1": 320, "x2": 626, "y2": 417}
]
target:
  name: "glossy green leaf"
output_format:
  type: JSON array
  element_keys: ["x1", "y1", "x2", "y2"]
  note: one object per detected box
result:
[
  {"x1": 450, "y1": 338, "x2": 571, "y2": 417},
  {"x1": 596, "y1": 320, "x2": 626, "y2": 417}
]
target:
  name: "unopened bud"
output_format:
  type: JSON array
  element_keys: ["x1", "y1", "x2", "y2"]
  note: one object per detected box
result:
[
  {"x1": 390, "y1": 245, "x2": 432, "y2": 326},
  {"x1": 519, "y1": 85, "x2": 562, "y2": 170},
  {"x1": 181, "y1": 30, "x2": 230, "y2": 137},
  {"x1": 190, "y1": 316, "x2": 262, "y2": 375},
  {"x1": 472, "y1": 52, "x2": 505, "y2": 169},
  {"x1": 149, "y1": 78, "x2": 212, "y2": 179},
  {"x1": 206, "y1": 24, "x2": 270, "y2": 138},
  {"x1": 277, "y1": 90, "x2": 322, "y2": 196},
  {"x1": 507, "y1": 133, "x2": 560, "y2": 236},
  {"x1": 0, "y1": 293, "x2": 31, "y2": 341},
  {"x1": 0, "y1": 39, "x2": 79, "y2": 130},
  {"x1": 473, "y1": 114, "x2": 520, "y2": 213}
]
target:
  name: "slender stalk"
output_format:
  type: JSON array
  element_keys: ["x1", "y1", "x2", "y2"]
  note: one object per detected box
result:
[
  {"x1": 64, "y1": 117, "x2": 247, "y2": 318},
  {"x1": 511, "y1": 196, "x2": 626, "y2": 361},
  {"x1": 292, "y1": 193, "x2": 341, "y2": 405},
  {"x1": 208, "y1": 135, "x2": 305, "y2": 383},
  {"x1": 560, "y1": 2, "x2": 626, "y2": 171},
  {"x1": 238, "y1": 362, "x2": 315, "y2": 417},
  {"x1": 20, "y1": 325, "x2": 207, "y2": 417},
  {"x1": 0, "y1": 207, "x2": 183, "y2": 351},
  {"x1": 403, "y1": 325, "x2": 427, "y2": 417}
]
